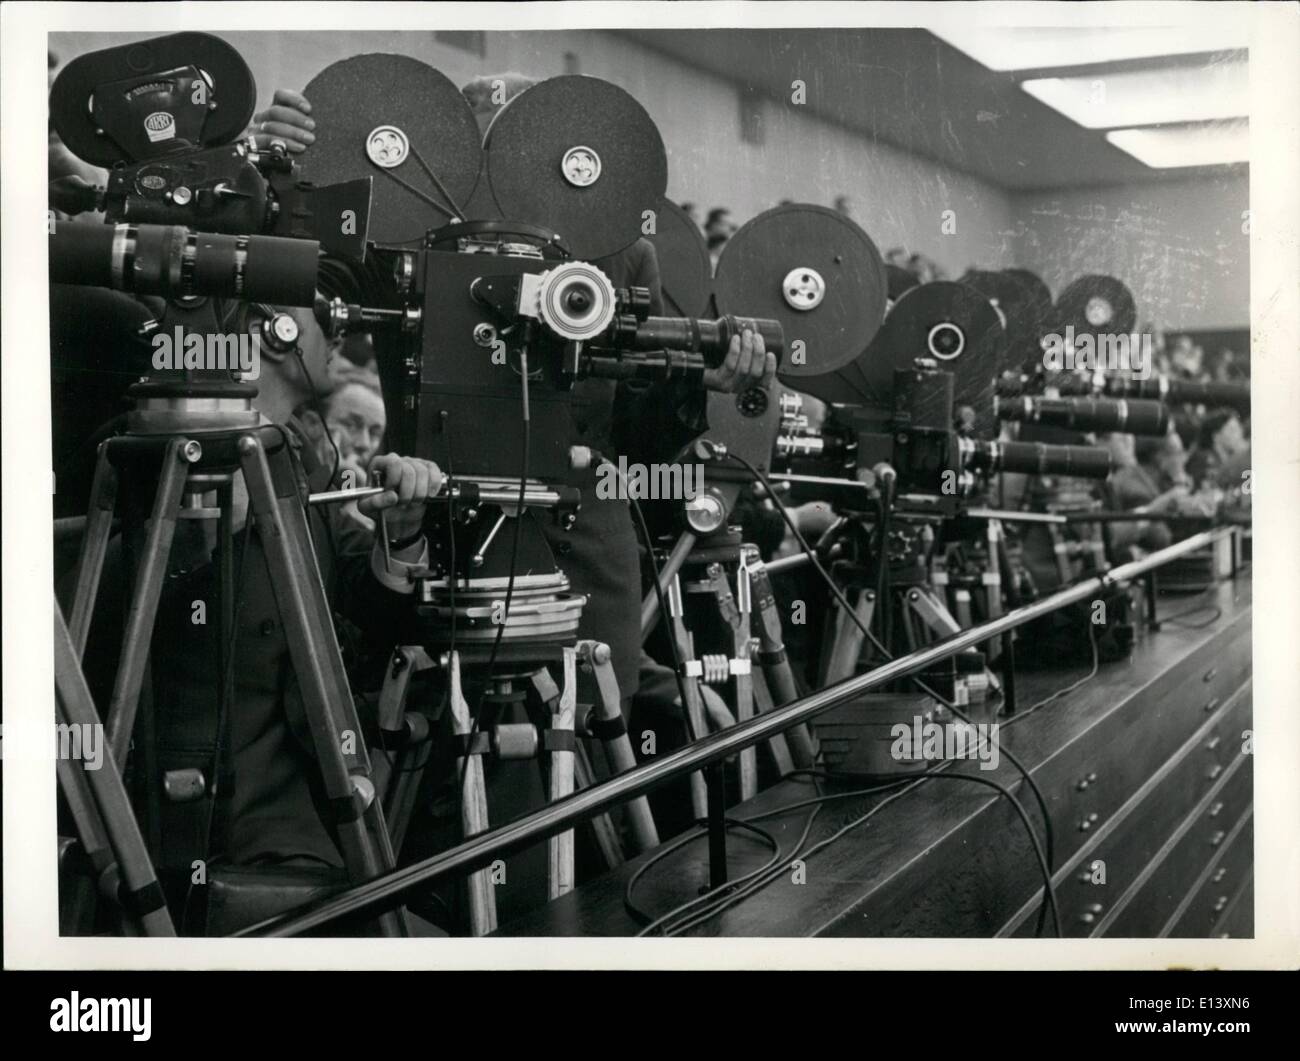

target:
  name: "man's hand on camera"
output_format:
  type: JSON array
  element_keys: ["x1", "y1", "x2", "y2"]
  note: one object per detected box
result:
[
  {"x1": 703, "y1": 328, "x2": 776, "y2": 393},
  {"x1": 49, "y1": 175, "x2": 100, "y2": 217},
  {"x1": 358, "y1": 454, "x2": 444, "y2": 544},
  {"x1": 248, "y1": 89, "x2": 316, "y2": 153}
]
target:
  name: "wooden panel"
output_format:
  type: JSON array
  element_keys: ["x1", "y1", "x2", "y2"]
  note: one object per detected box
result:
[
  {"x1": 998, "y1": 683, "x2": 1252, "y2": 937},
  {"x1": 1212, "y1": 871, "x2": 1254, "y2": 939},
  {"x1": 494, "y1": 579, "x2": 1253, "y2": 937},
  {"x1": 1096, "y1": 746, "x2": 1252, "y2": 937},
  {"x1": 1165, "y1": 810, "x2": 1253, "y2": 937}
]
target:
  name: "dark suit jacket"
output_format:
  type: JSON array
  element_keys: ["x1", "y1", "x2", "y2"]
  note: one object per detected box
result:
[{"x1": 546, "y1": 238, "x2": 707, "y2": 697}]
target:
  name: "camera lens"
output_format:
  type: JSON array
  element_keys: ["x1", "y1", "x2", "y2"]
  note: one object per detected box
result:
[{"x1": 564, "y1": 285, "x2": 593, "y2": 314}]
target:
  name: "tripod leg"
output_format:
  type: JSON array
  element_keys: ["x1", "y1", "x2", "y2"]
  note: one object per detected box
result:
[
  {"x1": 572, "y1": 744, "x2": 624, "y2": 870},
  {"x1": 905, "y1": 586, "x2": 1001, "y2": 696},
  {"x1": 823, "y1": 587, "x2": 875, "y2": 684},
  {"x1": 546, "y1": 649, "x2": 577, "y2": 900},
  {"x1": 529, "y1": 663, "x2": 631, "y2": 861},
  {"x1": 67, "y1": 444, "x2": 119, "y2": 657},
  {"x1": 576, "y1": 640, "x2": 659, "y2": 852},
  {"x1": 668, "y1": 576, "x2": 709, "y2": 820},
  {"x1": 746, "y1": 554, "x2": 818, "y2": 768},
  {"x1": 447, "y1": 652, "x2": 496, "y2": 935},
  {"x1": 751, "y1": 668, "x2": 795, "y2": 776},
  {"x1": 385, "y1": 713, "x2": 430, "y2": 858},
  {"x1": 104, "y1": 439, "x2": 191, "y2": 766},
  {"x1": 982, "y1": 520, "x2": 1005, "y2": 663},
  {"x1": 55, "y1": 606, "x2": 176, "y2": 936},
  {"x1": 56, "y1": 743, "x2": 127, "y2": 932},
  {"x1": 1049, "y1": 524, "x2": 1073, "y2": 585},
  {"x1": 640, "y1": 530, "x2": 697, "y2": 642},
  {"x1": 238, "y1": 433, "x2": 406, "y2": 937},
  {"x1": 373, "y1": 646, "x2": 433, "y2": 803},
  {"x1": 705, "y1": 562, "x2": 756, "y2": 800},
  {"x1": 375, "y1": 646, "x2": 435, "y2": 854}
]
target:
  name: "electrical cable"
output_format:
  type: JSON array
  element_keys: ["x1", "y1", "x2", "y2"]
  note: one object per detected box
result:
[
  {"x1": 1000, "y1": 619, "x2": 1099, "y2": 731},
  {"x1": 624, "y1": 815, "x2": 786, "y2": 932},
  {"x1": 627, "y1": 672, "x2": 1039, "y2": 937},
  {"x1": 659, "y1": 766, "x2": 1061, "y2": 938},
  {"x1": 721, "y1": 448, "x2": 1057, "y2": 925},
  {"x1": 617, "y1": 466, "x2": 699, "y2": 742}
]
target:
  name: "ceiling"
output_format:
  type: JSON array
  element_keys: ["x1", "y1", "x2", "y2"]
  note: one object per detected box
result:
[{"x1": 618, "y1": 28, "x2": 1247, "y2": 192}]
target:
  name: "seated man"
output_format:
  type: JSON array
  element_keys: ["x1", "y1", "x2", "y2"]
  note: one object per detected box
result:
[
  {"x1": 1186, "y1": 408, "x2": 1250, "y2": 492},
  {"x1": 70, "y1": 302, "x2": 442, "y2": 920},
  {"x1": 296, "y1": 358, "x2": 387, "y2": 529},
  {"x1": 1098, "y1": 432, "x2": 1174, "y2": 556}
]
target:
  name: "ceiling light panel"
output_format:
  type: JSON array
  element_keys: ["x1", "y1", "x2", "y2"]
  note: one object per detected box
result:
[
  {"x1": 1021, "y1": 58, "x2": 1248, "y2": 128},
  {"x1": 1106, "y1": 120, "x2": 1249, "y2": 168},
  {"x1": 930, "y1": 26, "x2": 1249, "y2": 73}
]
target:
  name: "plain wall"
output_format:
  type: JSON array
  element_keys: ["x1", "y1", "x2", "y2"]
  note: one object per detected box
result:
[
  {"x1": 1009, "y1": 174, "x2": 1250, "y2": 330},
  {"x1": 51, "y1": 29, "x2": 1017, "y2": 277}
]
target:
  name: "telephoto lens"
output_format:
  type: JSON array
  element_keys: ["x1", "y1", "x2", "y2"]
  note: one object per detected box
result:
[
  {"x1": 964, "y1": 438, "x2": 1115, "y2": 479},
  {"x1": 995, "y1": 396, "x2": 1170, "y2": 436},
  {"x1": 49, "y1": 222, "x2": 320, "y2": 307},
  {"x1": 612, "y1": 314, "x2": 785, "y2": 364}
]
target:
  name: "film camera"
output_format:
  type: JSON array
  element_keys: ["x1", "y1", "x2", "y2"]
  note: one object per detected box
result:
[{"x1": 49, "y1": 32, "x2": 371, "y2": 258}]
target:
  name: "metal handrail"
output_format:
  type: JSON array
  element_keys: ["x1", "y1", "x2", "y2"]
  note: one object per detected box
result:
[{"x1": 241, "y1": 525, "x2": 1236, "y2": 936}]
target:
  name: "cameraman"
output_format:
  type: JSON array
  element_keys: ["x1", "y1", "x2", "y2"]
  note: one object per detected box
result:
[{"x1": 64, "y1": 294, "x2": 444, "y2": 909}]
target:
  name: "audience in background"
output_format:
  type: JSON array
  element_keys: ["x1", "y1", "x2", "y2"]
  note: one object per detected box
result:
[
  {"x1": 1098, "y1": 432, "x2": 1174, "y2": 555},
  {"x1": 1136, "y1": 430, "x2": 1194, "y2": 496},
  {"x1": 885, "y1": 246, "x2": 946, "y2": 285},
  {"x1": 1213, "y1": 347, "x2": 1246, "y2": 383},
  {"x1": 1186, "y1": 409, "x2": 1250, "y2": 492},
  {"x1": 704, "y1": 207, "x2": 737, "y2": 266},
  {"x1": 1169, "y1": 335, "x2": 1209, "y2": 383}
]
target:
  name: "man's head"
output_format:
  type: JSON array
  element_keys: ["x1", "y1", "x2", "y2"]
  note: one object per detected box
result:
[
  {"x1": 1100, "y1": 431, "x2": 1137, "y2": 469},
  {"x1": 1137, "y1": 429, "x2": 1188, "y2": 482},
  {"x1": 321, "y1": 363, "x2": 386, "y2": 481},
  {"x1": 1199, "y1": 409, "x2": 1246, "y2": 459},
  {"x1": 1153, "y1": 429, "x2": 1188, "y2": 480},
  {"x1": 1171, "y1": 336, "x2": 1204, "y2": 378},
  {"x1": 461, "y1": 72, "x2": 540, "y2": 136},
  {"x1": 259, "y1": 305, "x2": 335, "y2": 405}
]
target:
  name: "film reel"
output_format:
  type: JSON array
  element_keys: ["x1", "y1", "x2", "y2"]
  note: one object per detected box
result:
[
  {"x1": 298, "y1": 54, "x2": 483, "y2": 245},
  {"x1": 1051, "y1": 274, "x2": 1137, "y2": 339},
  {"x1": 859, "y1": 281, "x2": 1005, "y2": 436},
  {"x1": 713, "y1": 204, "x2": 888, "y2": 399},
  {"x1": 51, "y1": 32, "x2": 257, "y2": 167},
  {"x1": 961, "y1": 268, "x2": 1052, "y2": 374},
  {"x1": 1004, "y1": 267, "x2": 1053, "y2": 370},
  {"x1": 484, "y1": 76, "x2": 668, "y2": 261},
  {"x1": 646, "y1": 198, "x2": 713, "y2": 318}
]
